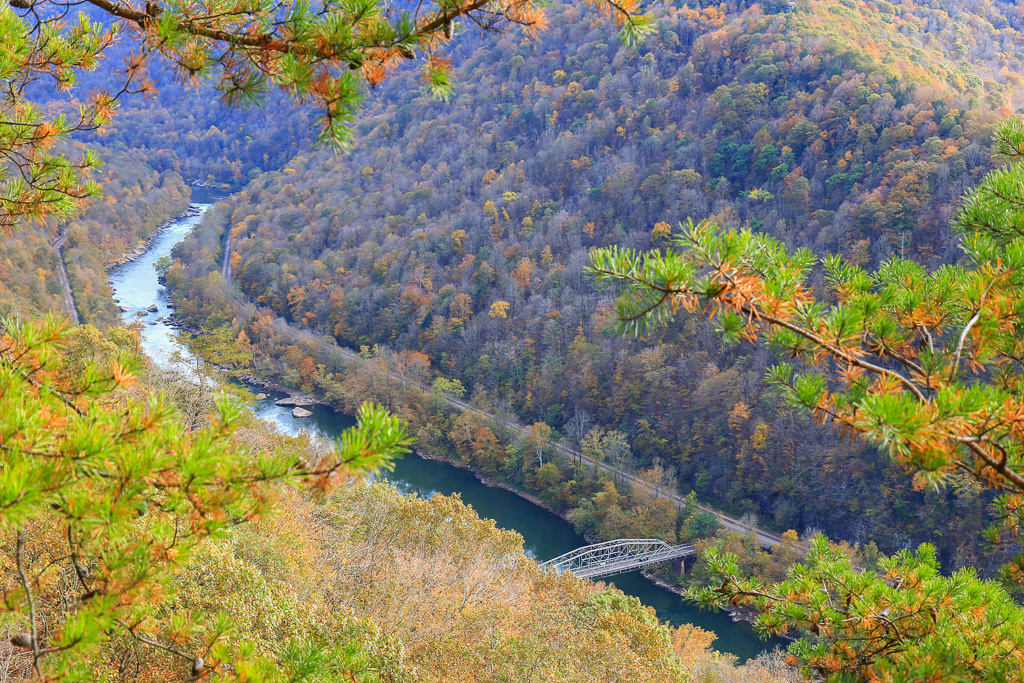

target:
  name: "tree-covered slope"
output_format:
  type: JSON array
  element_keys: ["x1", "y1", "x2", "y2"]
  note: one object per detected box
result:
[
  {"x1": 0, "y1": 148, "x2": 188, "y2": 325},
  {"x1": 2, "y1": 319, "x2": 772, "y2": 681},
  {"x1": 172, "y1": 0, "x2": 1024, "y2": 566}
]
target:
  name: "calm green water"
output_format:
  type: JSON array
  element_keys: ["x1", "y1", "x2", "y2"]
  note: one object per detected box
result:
[
  {"x1": 250, "y1": 401, "x2": 782, "y2": 662},
  {"x1": 109, "y1": 199, "x2": 781, "y2": 663}
]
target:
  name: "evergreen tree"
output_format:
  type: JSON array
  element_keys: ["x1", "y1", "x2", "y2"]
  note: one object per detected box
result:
[
  {"x1": 589, "y1": 117, "x2": 1024, "y2": 681},
  {"x1": 0, "y1": 317, "x2": 411, "y2": 679}
]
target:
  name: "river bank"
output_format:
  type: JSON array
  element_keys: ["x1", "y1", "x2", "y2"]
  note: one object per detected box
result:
[
  {"x1": 110, "y1": 199, "x2": 782, "y2": 662},
  {"x1": 416, "y1": 438, "x2": 760, "y2": 627},
  {"x1": 416, "y1": 448, "x2": 553, "y2": 514},
  {"x1": 163, "y1": 310, "x2": 788, "y2": 642},
  {"x1": 218, "y1": 356, "x2": 781, "y2": 639},
  {"x1": 105, "y1": 203, "x2": 201, "y2": 269},
  {"x1": 248, "y1": 386, "x2": 786, "y2": 660}
]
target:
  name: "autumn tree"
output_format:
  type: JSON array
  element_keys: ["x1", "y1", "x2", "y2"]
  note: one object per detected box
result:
[
  {"x1": 522, "y1": 421, "x2": 552, "y2": 467},
  {"x1": 431, "y1": 376, "x2": 466, "y2": 414},
  {"x1": 589, "y1": 117, "x2": 1024, "y2": 680},
  {"x1": 488, "y1": 300, "x2": 511, "y2": 319},
  {"x1": 188, "y1": 325, "x2": 256, "y2": 374}
]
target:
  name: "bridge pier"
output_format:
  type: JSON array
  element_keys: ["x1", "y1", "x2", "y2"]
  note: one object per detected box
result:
[{"x1": 670, "y1": 557, "x2": 686, "y2": 577}]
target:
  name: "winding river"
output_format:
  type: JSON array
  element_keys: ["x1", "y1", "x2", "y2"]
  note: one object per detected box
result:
[{"x1": 108, "y1": 193, "x2": 777, "y2": 662}]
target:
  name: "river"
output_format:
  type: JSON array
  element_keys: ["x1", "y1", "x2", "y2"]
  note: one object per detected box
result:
[{"x1": 108, "y1": 194, "x2": 778, "y2": 662}]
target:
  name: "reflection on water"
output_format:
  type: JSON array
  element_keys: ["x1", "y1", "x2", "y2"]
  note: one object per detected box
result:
[{"x1": 109, "y1": 196, "x2": 781, "y2": 663}]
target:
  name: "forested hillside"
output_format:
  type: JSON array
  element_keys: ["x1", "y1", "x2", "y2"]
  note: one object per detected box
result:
[
  {"x1": 2, "y1": 0, "x2": 806, "y2": 676},
  {"x1": 2, "y1": 319, "x2": 783, "y2": 681},
  {"x1": 0, "y1": 148, "x2": 188, "y2": 324},
  {"x1": 172, "y1": 0, "x2": 1024, "y2": 570},
  {"x1": 11, "y1": 0, "x2": 1024, "y2": 677},
  {"x1": 1, "y1": 76, "x2": 316, "y2": 324},
  {"x1": 22, "y1": 2, "x2": 321, "y2": 188},
  {"x1": 92, "y1": 86, "x2": 318, "y2": 187}
]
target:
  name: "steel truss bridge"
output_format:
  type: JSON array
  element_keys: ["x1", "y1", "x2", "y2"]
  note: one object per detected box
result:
[{"x1": 539, "y1": 539, "x2": 697, "y2": 580}]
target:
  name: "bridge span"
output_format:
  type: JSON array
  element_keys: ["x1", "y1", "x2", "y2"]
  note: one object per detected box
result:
[{"x1": 540, "y1": 538, "x2": 697, "y2": 580}]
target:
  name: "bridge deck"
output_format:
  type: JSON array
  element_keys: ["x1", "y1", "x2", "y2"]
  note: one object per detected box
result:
[{"x1": 540, "y1": 538, "x2": 697, "y2": 580}]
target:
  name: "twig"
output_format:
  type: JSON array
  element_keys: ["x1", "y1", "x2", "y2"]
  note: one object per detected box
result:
[{"x1": 16, "y1": 532, "x2": 41, "y2": 676}]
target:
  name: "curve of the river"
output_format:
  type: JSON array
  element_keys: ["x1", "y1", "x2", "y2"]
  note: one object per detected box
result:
[{"x1": 107, "y1": 195, "x2": 779, "y2": 662}]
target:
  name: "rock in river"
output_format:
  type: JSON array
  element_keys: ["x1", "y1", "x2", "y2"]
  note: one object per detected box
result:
[
  {"x1": 147, "y1": 304, "x2": 159, "y2": 312},
  {"x1": 255, "y1": 393, "x2": 268, "y2": 400},
  {"x1": 275, "y1": 395, "x2": 318, "y2": 406},
  {"x1": 292, "y1": 407, "x2": 313, "y2": 418}
]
